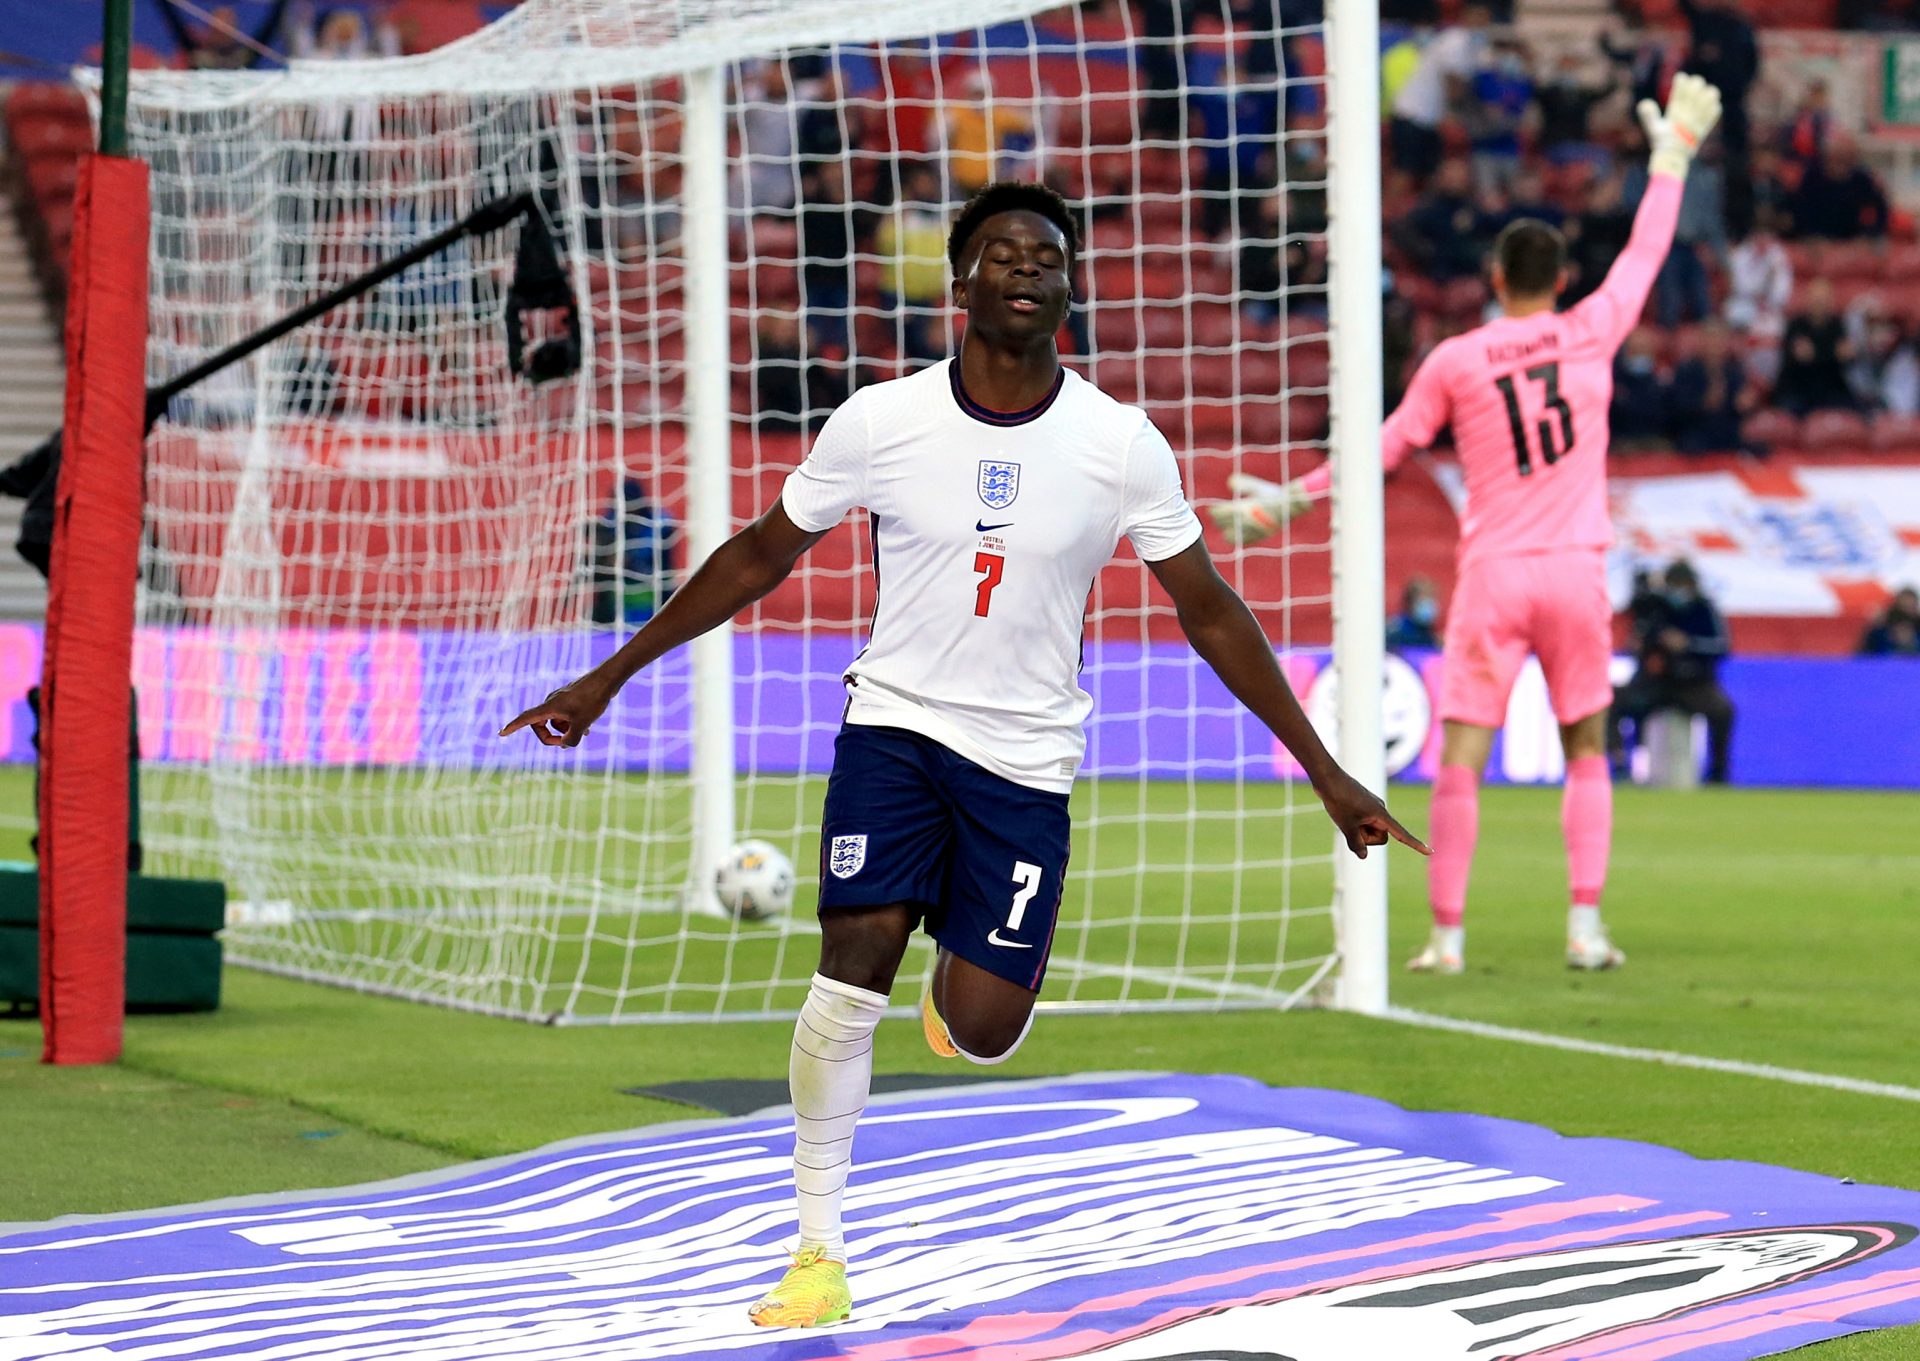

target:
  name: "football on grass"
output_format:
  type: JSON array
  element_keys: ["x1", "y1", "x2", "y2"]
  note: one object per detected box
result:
[{"x1": 715, "y1": 840, "x2": 795, "y2": 920}]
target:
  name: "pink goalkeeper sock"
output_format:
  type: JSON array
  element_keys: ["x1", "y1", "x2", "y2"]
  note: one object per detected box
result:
[
  {"x1": 1427, "y1": 765, "x2": 1480, "y2": 928},
  {"x1": 1563, "y1": 755, "x2": 1613, "y2": 909}
]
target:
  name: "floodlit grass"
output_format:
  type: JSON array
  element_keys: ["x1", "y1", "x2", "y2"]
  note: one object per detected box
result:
[{"x1": 4, "y1": 768, "x2": 1918, "y2": 1356}]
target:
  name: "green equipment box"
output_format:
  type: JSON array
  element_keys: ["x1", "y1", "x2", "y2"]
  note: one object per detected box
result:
[{"x1": 0, "y1": 868, "x2": 224, "y2": 1013}]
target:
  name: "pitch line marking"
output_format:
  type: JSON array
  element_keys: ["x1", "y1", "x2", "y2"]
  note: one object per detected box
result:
[{"x1": 1385, "y1": 1007, "x2": 1920, "y2": 1104}]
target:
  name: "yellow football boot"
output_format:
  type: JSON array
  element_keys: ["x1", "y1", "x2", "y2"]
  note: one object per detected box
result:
[
  {"x1": 747, "y1": 1246, "x2": 852, "y2": 1329},
  {"x1": 921, "y1": 989, "x2": 959, "y2": 1059}
]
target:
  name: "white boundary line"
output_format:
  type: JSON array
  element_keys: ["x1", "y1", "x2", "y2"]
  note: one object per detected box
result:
[{"x1": 1385, "y1": 1007, "x2": 1920, "y2": 1104}]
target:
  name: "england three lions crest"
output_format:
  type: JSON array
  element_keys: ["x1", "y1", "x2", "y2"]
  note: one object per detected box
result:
[
  {"x1": 978, "y1": 460, "x2": 1021, "y2": 510},
  {"x1": 828, "y1": 835, "x2": 867, "y2": 879}
]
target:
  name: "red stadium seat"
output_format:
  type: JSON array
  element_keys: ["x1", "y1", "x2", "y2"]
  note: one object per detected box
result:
[
  {"x1": 1189, "y1": 303, "x2": 1240, "y2": 349},
  {"x1": 1819, "y1": 239, "x2": 1886, "y2": 282},
  {"x1": 1144, "y1": 359, "x2": 1192, "y2": 400},
  {"x1": 1394, "y1": 274, "x2": 1443, "y2": 317},
  {"x1": 748, "y1": 219, "x2": 799, "y2": 262},
  {"x1": 1885, "y1": 242, "x2": 1920, "y2": 281},
  {"x1": 1277, "y1": 340, "x2": 1331, "y2": 392},
  {"x1": 23, "y1": 155, "x2": 79, "y2": 206},
  {"x1": 1869, "y1": 412, "x2": 1920, "y2": 453},
  {"x1": 1090, "y1": 303, "x2": 1139, "y2": 354},
  {"x1": 1747, "y1": 0, "x2": 1837, "y2": 23},
  {"x1": 1799, "y1": 408, "x2": 1871, "y2": 451},
  {"x1": 1875, "y1": 282, "x2": 1920, "y2": 319},
  {"x1": 1740, "y1": 409, "x2": 1802, "y2": 449},
  {"x1": 1086, "y1": 219, "x2": 1134, "y2": 255},
  {"x1": 11, "y1": 118, "x2": 93, "y2": 159},
  {"x1": 1128, "y1": 305, "x2": 1178, "y2": 350},
  {"x1": 1084, "y1": 95, "x2": 1140, "y2": 149},
  {"x1": 1093, "y1": 357, "x2": 1145, "y2": 404},
  {"x1": 5, "y1": 83, "x2": 87, "y2": 124},
  {"x1": 1439, "y1": 277, "x2": 1488, "y2": 321},
  {"x1": 1135, "y1": 197, "x2": 1192, "y2": 239}
]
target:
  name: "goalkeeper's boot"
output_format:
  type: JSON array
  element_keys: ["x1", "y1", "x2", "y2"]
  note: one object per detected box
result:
[
  {"x1": 1407, "y1": 925, "x2": 1465, "y2": 975},
  {"x1": 1567, "y1": 927, "x2": 1627, "y2": 972},
  {"x1": 921, "y1": 988, "x2": 959, "y2": 1059},
  {"x1": 748, "y1": 1246, "x2": 852, "y2": 1329}
]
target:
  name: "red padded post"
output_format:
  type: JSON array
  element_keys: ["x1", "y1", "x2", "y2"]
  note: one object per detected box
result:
[{"x1": 39, "y1": 152, "x2": 150, "y2": 1065}]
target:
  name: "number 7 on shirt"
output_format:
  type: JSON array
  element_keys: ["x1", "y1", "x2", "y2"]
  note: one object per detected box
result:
[{"x1": 973, "y1": 551, "x2": 1004, "y2": 617}]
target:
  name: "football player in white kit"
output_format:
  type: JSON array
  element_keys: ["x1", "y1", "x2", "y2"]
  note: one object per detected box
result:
[{"x1": 501, "y1": 181, "x2": 1429, "y2": 1329}]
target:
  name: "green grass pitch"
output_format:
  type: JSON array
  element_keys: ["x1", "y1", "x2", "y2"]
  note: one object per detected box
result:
[{"x1": 4, "y1": 767, "x2": 1918, "y2": 1358}]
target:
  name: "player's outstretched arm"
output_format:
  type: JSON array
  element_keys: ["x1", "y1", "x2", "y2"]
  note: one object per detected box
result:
[
  {"x1": 1210, "y1": 368, "x2": 1440, "y2": 548},
  {"x1": 500, "y1": 502, "x2": 826, "y2": 747},
  {"x1": 1147, "y1": 542, "x2": 1431, "y2": 859},
  {"x1": 1579, "y1": 74, "x2": 1723, "y2": 340}
]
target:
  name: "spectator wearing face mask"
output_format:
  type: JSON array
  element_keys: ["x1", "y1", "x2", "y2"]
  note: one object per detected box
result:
[
  {"x1": 1390, "y1": 159, "x2": 1489, "y2": 284},
  {"x1": 1845, "y1": 297, "x2": 1920, "y2": 417},
  {"x1": 1536, "y1": 50, "x2": 1619, "y2": 167},
  {"x1": 1611, "y1": 327, "x2": 1672, "y2": 450},
  {"x1": 1564, "y1": 172, "x2": 1635, "y2": 305},
  {"x1": 1775, "y1": 279, "x2": 1857, "y2": 416},
  {"x1": 1858, "y1": 586, "x2": 1920, "y2": 656},
  {"x1": 1669, "y1": 320, "x2": 1757, "y2": 453},
  {"x1": 1386, "y1": 576, "x2": 1443, "y2": 652},
  {"x1": 1388, "y1": 6, "x2": 1492, "y2": 179},
  {"x1": 1466, "y1": 38, "x2": 1535, "y2": 193},
  {"x1": 1792, "y1": 139, "x2": 1889, "y2": 241},
  {"x1": 1724, "y1": 208, "x2": 1792, "y2": 384}
]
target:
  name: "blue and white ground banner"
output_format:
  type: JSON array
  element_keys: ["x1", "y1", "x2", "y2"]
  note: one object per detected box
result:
[{"x1": 5, "y1": 1073, "x2": 1919, "y2": 1360}]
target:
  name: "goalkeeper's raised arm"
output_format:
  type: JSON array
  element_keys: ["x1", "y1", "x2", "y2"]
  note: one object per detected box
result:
[{"x1": 1211, "y1": 73, "x2": 1723, "y2": 545}]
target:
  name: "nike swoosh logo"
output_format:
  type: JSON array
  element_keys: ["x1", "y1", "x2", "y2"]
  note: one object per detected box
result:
[
  {"x1": 976, "y1": 520, "x2": 1014, "y2": 533},
  {"x1": 986, "y1": 930, "x2": 1032, "y2": 949}
]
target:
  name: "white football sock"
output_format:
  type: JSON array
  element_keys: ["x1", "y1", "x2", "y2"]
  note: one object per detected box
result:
[
  {"x1": 1568, "y1": 904, "x2": 1602, "y2": 940},
  {"x1": 789, "y1": 971, "x2": 886, "y2": 1262},
  {"x1": 1435, "y1": 924, "x2": 1465, "y2": 957}
]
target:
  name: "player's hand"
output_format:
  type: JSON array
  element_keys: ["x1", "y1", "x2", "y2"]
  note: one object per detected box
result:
[
  {"x1": 1209, "y1": 474, "x2": 1315, "y2": 546},
  {"x1": 1638, "y1": 73, "x2": 1722, "y2": 180},
  {"x1": 499, "y1": 676, "x2": 614, "y2": 748},
  {"x1": 1314, "y1": 769, "x2": 1433, "y2": 860}
]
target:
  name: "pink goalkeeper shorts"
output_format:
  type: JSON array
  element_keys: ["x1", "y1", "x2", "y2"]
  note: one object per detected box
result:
[{"x1": 1439, "y1": 548, "x2": 1614, "y2": 729}]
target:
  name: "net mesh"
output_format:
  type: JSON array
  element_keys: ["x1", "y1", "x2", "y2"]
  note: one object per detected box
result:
[{"x1": 118, "y1": 0, "x2": 1341, "y2": 1021}]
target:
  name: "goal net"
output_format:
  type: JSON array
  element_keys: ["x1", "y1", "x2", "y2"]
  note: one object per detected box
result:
[{"x1": 117, "y1": 0, "x2": 1381, "y2": 1022}]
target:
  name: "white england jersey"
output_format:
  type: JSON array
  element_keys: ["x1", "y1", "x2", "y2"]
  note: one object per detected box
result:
[{"x1": 780, "y1": 359, "x2": 1203, "y2": 793}]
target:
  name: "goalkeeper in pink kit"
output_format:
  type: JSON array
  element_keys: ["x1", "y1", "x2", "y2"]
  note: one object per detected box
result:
[{"x1": 1216, "y1": 75, "x2": 1722, "y2": 973}]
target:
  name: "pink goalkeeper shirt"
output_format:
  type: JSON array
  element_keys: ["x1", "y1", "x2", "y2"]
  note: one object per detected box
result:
[{"x1": 1305, "y1": 172, "x2": 1682, "y2": 567}]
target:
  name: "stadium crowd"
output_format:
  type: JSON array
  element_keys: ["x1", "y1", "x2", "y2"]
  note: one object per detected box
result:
[{"x1": 1382, "y1": 0, "x2": 1920, "y2": 456}]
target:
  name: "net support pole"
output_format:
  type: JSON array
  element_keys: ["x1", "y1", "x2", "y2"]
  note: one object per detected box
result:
[
  {"x1": 1327, "y1": 0, "x2": 1388, "y2": 1016},
  {"x1": 681, "y1": 63, "x2": 736, "y2": 914},
  {"x1": 41, "y1": 0, "x2": 149, "y2": 1060}
]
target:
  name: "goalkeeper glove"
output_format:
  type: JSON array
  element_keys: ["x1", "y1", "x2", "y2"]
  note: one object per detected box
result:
[
  {"x1": 1638, "y1": 73, "x2": 1723, "y2": 180},
  {"x1": 1208, "y1": 474, "x2": 1315, "y2": 546}
]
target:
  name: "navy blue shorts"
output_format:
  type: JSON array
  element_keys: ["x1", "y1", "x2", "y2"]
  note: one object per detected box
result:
[{"x1": 817, "y1": 724, "x2": 1072, "y2": 992}]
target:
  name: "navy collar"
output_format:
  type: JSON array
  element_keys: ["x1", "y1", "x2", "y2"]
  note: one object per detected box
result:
[{"x1": 948, "y1": 360, "x2": 1066, "y2": 427}]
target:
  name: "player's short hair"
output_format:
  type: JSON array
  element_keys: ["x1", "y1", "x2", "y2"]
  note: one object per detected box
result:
[
  {"x1": 947, "y1": 180, "x2": 1082, "y2": 274},
  {"x1": 1492, "y1": 218, "x2": 1567, "y2": 298}
]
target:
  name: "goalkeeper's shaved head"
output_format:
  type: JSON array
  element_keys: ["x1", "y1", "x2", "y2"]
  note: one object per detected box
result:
[
  {"x1": 948, "y1": 180, "x2": 1081, "y2": 275},
  {"x1": 1493, "y1": 218, "x2": 1568, "y2": 300}
]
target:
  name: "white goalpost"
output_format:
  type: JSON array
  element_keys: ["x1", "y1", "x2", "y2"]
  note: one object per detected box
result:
[
  {"x1": 1325, "y1": 0, "x2": 1386, "y2": 1016},
  {"x1": 113, "y1": 0, "x2": 1385, "y2": 1022}
]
